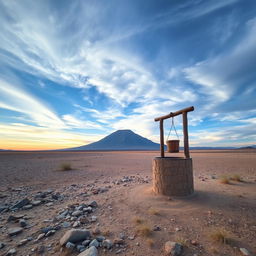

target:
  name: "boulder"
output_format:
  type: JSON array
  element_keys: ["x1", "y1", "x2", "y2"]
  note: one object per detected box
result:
[
  {"x1": 77, "y1": 246, "x2": 98, "y2": 256},
  {"x1": 60, "y1": 229, "x2": 91, "y2": 246}
]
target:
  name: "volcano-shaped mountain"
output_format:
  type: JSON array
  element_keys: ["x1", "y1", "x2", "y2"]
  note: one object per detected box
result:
[{"x1": 67, "y1": 130, "x2": 160, "y2": 151}]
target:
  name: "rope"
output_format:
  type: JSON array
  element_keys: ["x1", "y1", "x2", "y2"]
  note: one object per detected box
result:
[{"x1": 167, "y1": 117, "x2": 179, "y2": 140}]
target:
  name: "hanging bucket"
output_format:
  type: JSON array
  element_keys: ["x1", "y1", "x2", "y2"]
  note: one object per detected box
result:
[{"x1": 166, "y1": 139, "x2": 180, "y2": 153}]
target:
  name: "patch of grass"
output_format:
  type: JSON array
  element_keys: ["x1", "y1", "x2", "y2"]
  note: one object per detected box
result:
[
  {"x1": 133, "y1": 216, "x2": 144, "y2": 225},
  {"x1": 146, "y1": 238, "x2": 154, "y2": 248},
  {"x1": 148, "y1": 208, "x2": 160, "y2": 216},
  {"x1": 209, "y1": 228, "x2": 229, "y2": 244},
  {"x1": 136, "y1": 224, "x2": 152, "y2": 237},
  {"x1": 219, "y1": 176, "x2": 230, "y2": 184},
  {"x1": 230, "y1": 174, "x2": 242, "y2": 182},
  {"x1": 59, "y1": 163, "x2": 72, "y2": 171}
]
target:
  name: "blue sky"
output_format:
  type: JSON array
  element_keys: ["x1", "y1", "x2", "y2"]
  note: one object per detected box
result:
[{"x1": 0, "y1": 0, "x2": 255, "y2": 149}]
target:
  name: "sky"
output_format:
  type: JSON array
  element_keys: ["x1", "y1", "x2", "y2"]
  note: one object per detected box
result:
[{"x1": 0, "y1": 0, "x2": 255, "y2": 150}]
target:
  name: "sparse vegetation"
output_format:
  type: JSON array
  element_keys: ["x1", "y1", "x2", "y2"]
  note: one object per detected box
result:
[
  {"x1": 209, "y1": 228, "x2": 229, "y2": 244},
  {"x1": 148, "y1": 208, "x2": 160, "y2": 216},
  {"x1": 59, "y1": 163, "x2": 72, "y2": 171},
  {"x1": 133, "y1": 216, "x2": 144, "y2": 224},
  {"x1": 219, "y1": 176, "x2": 230, "y2": 184},
  {"x1": 230, "y1": 174, "x2": 242, "y2": 182},
  {"x1": 136, "y1": 224, "x2": 152, "y2": 237},
  {"x1": 146, "y1": 238, "x2": 154, "y2": 247},
  {"x1": 175, "y1": 236, "x2": 188, "y2": 247}
]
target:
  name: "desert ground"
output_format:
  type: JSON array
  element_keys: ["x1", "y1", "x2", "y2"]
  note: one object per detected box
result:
[{"x1": 0, "y1": 150, "x2": 255, "y2": 256}]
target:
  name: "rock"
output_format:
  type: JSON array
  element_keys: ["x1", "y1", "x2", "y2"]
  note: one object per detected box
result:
[
  {"x1": 240, "y1": 248, "x2": 250, "y2": 256},
  {"x1": 72, "y1": 210, "x2": 83, "y2": 217},
  {"x1": 18, "y1": 238, "x2": 28, "y2": 246},
  {"x1": 60, "y1": 229, "x2": 91, "y2": 246},
  {"x1": 62, "y1": 221, "x2": 71, "y2": 228},
  {"x1": 114, "y1": 239, "x2": 125, "y2": 245},
  {"x1": 91, "y1": 216, "x2": 97, "y2": 222},
  {"x1": 36, "y1": 233, "x2": 45, "y2": 240},
  {"x1": 7, "y1": 215, "x2": 23, "y2": 222},
  {"x1": 128, "y1": 235, "x2": 135, "y2": 240},
  {"x1": 46, "y1": 202, "x2": 54, "y2": 207},
  {"x1": 89, "y1": 239, "x2": 100, "y2": 248},
  {"x1": 88, "y1": 201, "x2": 98, "y2": 208},
  {"x1": 77, "y1": 246, "x2": 98, "y2": 256},
  {"x1": 164, "y1": 241, "x2": 183, "y2": 256},
  {"x1": 19, "y1": 219, "x2": 27, "y2": 227},
  {"x1": 66, "y1": 242, "x2": 75, "y2": 249},
  {"x1": 6, "y1": 248, "x2": 16, "y2": 255},
  {"x1": 8, "y1": 227, "x2": 23, "y2": 236},
  {"x1": 83, "y1": 207, "x2": 93, "y2": 213},
  {"x1": 23, "y1": 204, "x2": 33, "y2": 210},
  {"x1": 77, "y1": 245, "x2": 86, "y2": 252},
  {"x1": 10, "y1": 198, "x2": 30, "y2": 210},
  {"x1": 41, "y1": 226, "x2": 55, "y2": 234},
  {"x1": 0, "y1": 242, "x2": 5, "y2": 249},
  {"x1": 80, "y1": 217, "x2": 89, "y2": 224},
  {"x1": 31, "y1": 200, "x2": 41, "y2": 206},
  {"x1": 96, "y1": 236, "x2": 105, "y2": 242},
  {"x1": 73, "y1": 221, "x2": 81, "y2": 228},
  {"x1": 119, "y1": 232, "x2": 126, "y2": 239},
  {"x1": 153, "y1": 225, "x2": 161, "y2": 231},
  {"x1": 82, "y1": 240, "x2": 91, "y2": 246},
  {"x1": 102, "y1": 239, "x2": 113, "y2": 249},
  {"x1": 45, "y1": 230, "x2": 56, "y2": 237}
]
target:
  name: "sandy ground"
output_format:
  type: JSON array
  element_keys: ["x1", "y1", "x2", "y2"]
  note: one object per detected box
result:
[{"x1": 0, "y1": 150, "x2": 255, "y2": 256}]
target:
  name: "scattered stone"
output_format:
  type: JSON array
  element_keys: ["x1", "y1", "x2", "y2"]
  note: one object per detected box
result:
[
  {"x1": 153, "y1": 225, "x2": 161, "y2": 231},
  {"x1": 82, "y1": 240, "x2": 91, "y2": 246},
  {"x1": 18, "y1": 238, "x2": 28, "y2": 246},
  {"x1": 23, "y1": 204, "x2": 33, "y2": 210},
  {"x1": 88, "y1": 201, "x2": 98, "y2": 208},
  {"x1": 8, "y1": 227, "x2": 23, "y2": 236},
  {"x1": 19, "y1": 219, "x2": 27, "y2": 227},
  {"x1": 77, "y1": 246, "x2": 98, "y2": 256},
  {"x1": 96, "y1": 236, "x2": 105, "y2": 242},
  {"x1": 11, "y1": 198, "x2": 30, "y2": 210},
  {"x1": 60, "y1": 229, "x2": 91, "y2": 246},
  {"x1": 91, "y1": 216, "x2": 97, "y2": 222},
  {"x1": 89, "y1": 239, "x2": 100, "y2": 248},
  {"x1": 7, "y1": 215, "x2": 24, "y2": 222},
  {"x1": 114, "y1": 239, "x2": 125, "y2": 245},
  {"x1": 128, "y1": 235, "x2": 135, "y2": 240},
  {"x1": 6, "y1": 248, "x2": 16, "y2": 255},
  {"x1": 46, "y1": 202, "x2": 54, "y2": 207},
  {"x1": 41, "y1": 226, "x2": 55, "y2": 234},
  {"x1": 164, "y1": 241, "x2": 183, "y2": 256},
  {"x1": 73, "y1": 221, "x2": 81, "y2": 228},
  {"x1": 240, "y1": 248, "x2": 250, "y2": 256},
  {"x1": 77, "y1": 245, "x2": 86, "y2": 252},
  {"x1": 36, "y1": 233, "x2": 45, "y2": 240},
  {"x1": 0, "y1": 242, "x2": 5, "y2": 249},
  {"x1": 119, "y1": 232, "x2": 126, "y2": 240},
  {"x1": 83, "y1": 207, "x2": 93, "y2": 213},
  {"x1": 62, "y1": 221, "x2": 71, "y2": 228},
  {"x1": 31, "y1": 200, "x2": 41, "y2": 206},
  {"x1": 102, "y1": 239, "x2": 113, "y2": 249},
  {"x1": 45, "y1": 230, "x2": 56, "y2": 237},
  {"x1": 66, "y1": 242, "x2": 75, "y2": 249},
  {"x1": 72, "y1": 210, "x2": 83, "y2": 217}
]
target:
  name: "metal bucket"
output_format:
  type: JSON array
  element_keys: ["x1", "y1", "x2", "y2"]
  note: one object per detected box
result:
[{"x1": 166, "y1": 140, "x2": 180, "y2": 153}]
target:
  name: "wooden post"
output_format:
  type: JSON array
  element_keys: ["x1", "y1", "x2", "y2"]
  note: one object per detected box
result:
[
  {"x1": 182, "y1": 112, "x2": 190, "y2": 158},
  {"x1": 160, "y1": 119, "x2": 164, "y2": 158}
]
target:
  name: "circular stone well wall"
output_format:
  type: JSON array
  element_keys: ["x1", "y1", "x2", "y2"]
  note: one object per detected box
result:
[{"x1": 152, "y1": 157, "x2": 194, "y2": 197}]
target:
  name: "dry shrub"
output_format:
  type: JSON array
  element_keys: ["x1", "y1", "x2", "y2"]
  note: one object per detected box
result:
[
  {"x1": 219, "y1": 176, "x2": 230, "y2": 184},
  {"x1": 209, "y1": 228, "x2": 229, "y2": 244},
  {"x1": 148, "y1": 208, "x2": 160, "y2": 216},
  {"x1": 230, "y1": 174, "x2": 242, "y2": 182},
  {"x1": 133, "y1": 216, "x2": 143, "y2": 225},
  {"x1": 59, "y1": 163, "x2": 72, "y2": 171},
  {"x1": 136, "y1": 224, "x2": 152, "y2": 237},
  {"x1": 146, "y1": 238, "x2": 154, "y2": 247}
]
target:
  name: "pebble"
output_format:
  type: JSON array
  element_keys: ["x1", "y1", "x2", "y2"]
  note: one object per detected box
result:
[
  {"x1": 73, "y1": 221, "x2": 81, "y2": 228},
  {"x1": 72, "y1": 210, "x2": 83, "y2": 217},
  {"x1": 31, "y1": 200, "x2": 41, "y2": 206},
  {"x1": 62, "y1": 221, "x2": 71, "y2": 228},
  {"x1": 60, "y1": 229, "x2": 91, "y2": 246},
  {"x1": 0, "y1": 242, "x2": 5, "y2": 249},
  {"x1": 8, "y1": 227, "x2": 23, "y2": 236},
  {"x1": 11, "y1": 198, "x2": 30, "y2": 210},
  {"x1": 18, "y1": 238, "x2": 28, "y2": 246},
  {"x1": 19, "y1": 219, "x2": 27, "y2": 227},
  {"x1": 88, "y1": 201, "x2": 98, "y2": 208},
  {"x1": 36, "y1": 233, "x2": 45, "y2": 240},
  {"x1": 89, "y1": 239, "x2": 100, "y2": 248},
  {"x1": 77, "y1": 246, "x2": 98, "y2": 256},
  {"x1": 91, "y1": 216, "x2": 97, "y2": 222},
  {"x1": 77, "y1": 245, "x2": 86, "y2": 252},
  {"x1": 240, "y1": 248, "x2": 250, "y2": 256},
  {"x1": 46, "y1": 202, "x2": 54, "y2": 207},
  {"x1": 82, "y1": 240, "x2": 91, "y2": 246},
  {"x1": 6, "y1": 248, "x2": 17, "y2": 255},
  {"x1": 23, "y1": 204, "x2": 33, "y2": 210},
  {"x1": 66, "y1": 242, "x2": 75, "y2": 249},
  {"x1": 164, "y1": 241, "x2": 183, "y2": 256}
]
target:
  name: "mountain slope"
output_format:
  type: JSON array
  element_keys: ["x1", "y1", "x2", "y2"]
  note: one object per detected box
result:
[{"x1": 66, "y1": 130, "x2": 160, "y2": 150}]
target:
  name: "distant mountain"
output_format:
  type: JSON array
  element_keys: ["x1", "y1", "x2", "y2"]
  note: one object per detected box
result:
[{"x1": 65, "y1": 129, "x2": 161, "y2": 151}]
